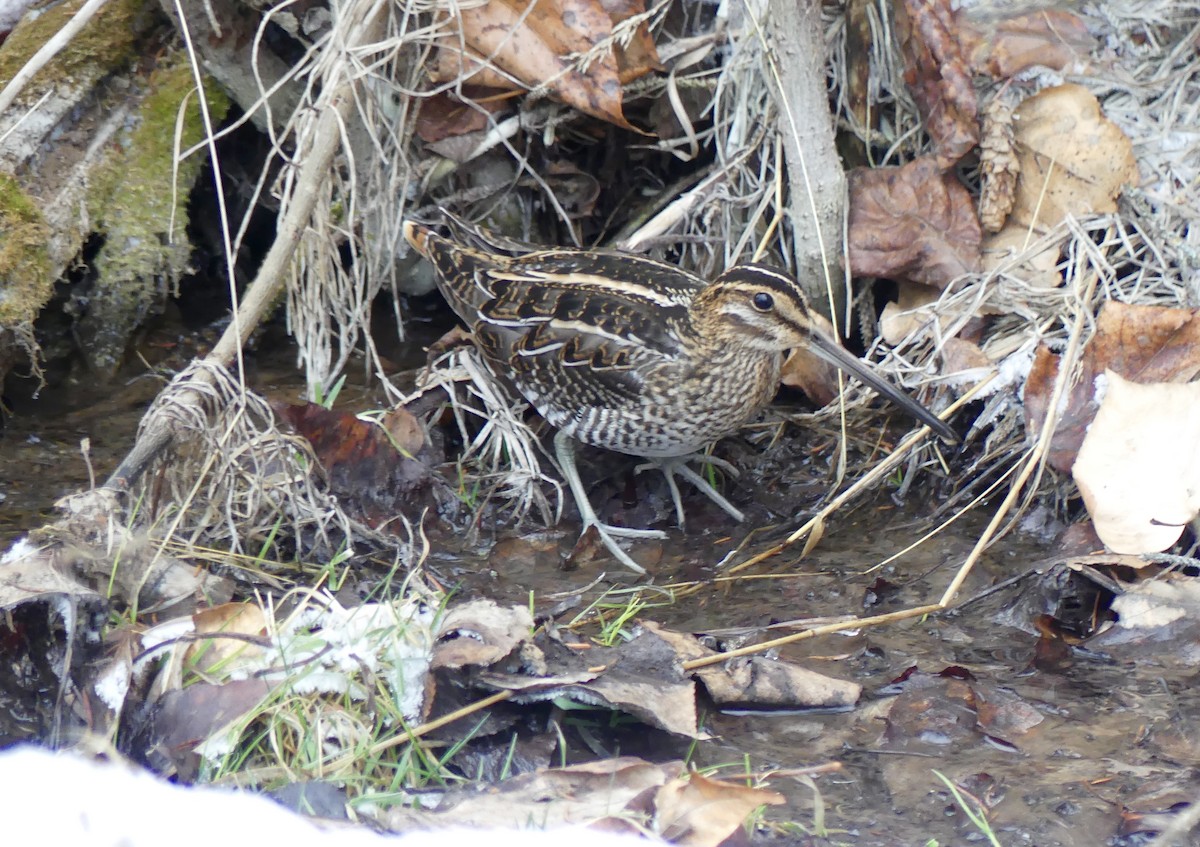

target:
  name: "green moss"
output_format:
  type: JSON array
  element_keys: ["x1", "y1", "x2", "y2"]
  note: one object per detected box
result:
[
  {"x1": 0, "y1": 173, "x2": 53, "y2": 328},
  {"x1": 81, "y1": 54, "x2": 232, "y2": 375},
  {"x1": 0, "y1": 0, "x2": 157, "y2": 94}
]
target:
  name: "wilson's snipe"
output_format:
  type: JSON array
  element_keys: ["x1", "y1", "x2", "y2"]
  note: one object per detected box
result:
[{"x1": 404, "y1": 219, "x2": 954, "y2": 573}]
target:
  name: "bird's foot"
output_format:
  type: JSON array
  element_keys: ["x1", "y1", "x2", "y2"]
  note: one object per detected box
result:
[
  {"x1": 575, "y1": 519, "x2": 664, "y2": 574},
  {"x1": 555, "y1": 430, "x2": 659, "y2": 574},
  {"x1": 636, "y1": 455, "x2": 745, "y2": 528}
]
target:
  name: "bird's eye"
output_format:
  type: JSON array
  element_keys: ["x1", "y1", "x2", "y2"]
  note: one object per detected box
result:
[{"x1": 752, "y1": 292, "x2": 774, "y2": 311}]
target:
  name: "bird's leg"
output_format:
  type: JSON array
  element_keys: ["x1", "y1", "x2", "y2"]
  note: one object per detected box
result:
[
  {"x1": 554, "y1": 430, "x2": 663, "y2": 574},
  {"x1": 635, "y1": 454, "x2": 746, "y2": 528},
  {"x1": 656, "y1": 462, "x2": 687, "y2": 530}
]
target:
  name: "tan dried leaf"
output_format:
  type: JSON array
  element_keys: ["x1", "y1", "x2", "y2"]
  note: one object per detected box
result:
[
  {"x1": 1009, "y1": 83, "x2": 1139, "y2": 230},
  {"x1": 979, "y1": 226, "x2": 1061, "y2": 287},
  {"x1": 655, "y1": 772, "x2": 784, "y2": 847},
  {"x1": 847, "y1": 157, "x2": 982, "y2": 287},
  {"x1": 878, "y1": 281, "x2": 941, "y2": 345},
  {"x1": 779, "y1": 308, "x2": 839, "y2": 405},
  {"x1": 1072, "y1": 372, "x2": 1200, "y2": 554},
  {"x1": 1024, "y1": 301, "x2": 1200, "y2": 471},
  {"x1": 981, "y1": 84, "x2": 1137, "y2": 282},
  {"x1": 185, "y1": 602, "x2": 267, "y2": 675}
]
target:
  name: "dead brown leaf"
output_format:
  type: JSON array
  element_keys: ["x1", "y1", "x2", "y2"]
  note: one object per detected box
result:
[
  {"x1": 140, "y1": 679, "x2": 276, "y2": 780},
  {"x1": 884, "y1": 668, "x2": 1043, "y2": 749},
  {"x1": 276, "y1": 401, "x2": 442, "y2": 529},
  {"x1": 381, "y1": 758, "x2": 670, "y2": 832},
  {"x1": 957, "y1": 8, "x2": 1093, "y2": 78},
  {"x1": 1008, "y1": 84, "x2": 1139, "y2": 231},
  {"x1": 654, "y1": 772, "x2": 784, "y2": 846},
  {"x1": 1024, "y1": 301, "x2": 1200, "y2": 471},
  {"x1": 644, "y1": 622, "x2": 862, "y2": 709},
  {"x1": 379, "y1": 757, "x2": 782, "y2": 843},
  {"x1": 433, "y1": 600, "x2": 534, "y2": 670},
  {"x1": 895, "y1": 0, "x2": 979, "y2": 167},
  {"x1": 184, "y1": 603, "x2": 268, "y2": 676},
  {"x1": 415, "y1": 91, "x2": 501, "y2": 145},
  {"x1": 847, "y1": 156, "x2": 982, "y2": 287},
  {"x1": 1072, "y1": 372, "x2": 1200, "y2": 553},
  {"x1": 599, "y1": 0, "x2": 662, "y2": 82},
  {"x1": 429, "y1": 0, "x2": 661, "y2": 130},
  {"x1": 878, "y1": 281, "x2": 941, "y2": 345},
  {"x1": 779, "y1": 308, "x2": 839, "y2": 404},
  {"x1": 981, "y1": 84, "x2": 1137, "y2": 283}
]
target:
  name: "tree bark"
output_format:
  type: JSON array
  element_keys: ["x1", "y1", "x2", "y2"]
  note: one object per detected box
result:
[{"x1": 767, "y1": 0, "x2": 847, "y2": 327}]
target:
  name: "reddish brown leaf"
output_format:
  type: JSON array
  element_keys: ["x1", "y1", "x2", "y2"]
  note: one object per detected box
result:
[
  {"x1": 895, "y1": 0, "x2": 979, "y2": 167},
  {"x1": 1024, "y1": 301, "x2": 1200, "y2": 472},
  {"x1": 600, "y1": 0, "x2": 665, "y2": 82},
  {"x1": 415, "y1": 91, "x2": 505, "y2": 144},
  {"x1": 429, "y1": 0, "x2": 661, "y2": 130},
  {"x1": 276, "y1": 403, "x2": 440, "y2": 528},
  {"x1": 847, "y1": 156, "x2": 982, "y2": 287},
  {"x1": 957, "y1": 8, "x2": 1094, "y2": 79}
]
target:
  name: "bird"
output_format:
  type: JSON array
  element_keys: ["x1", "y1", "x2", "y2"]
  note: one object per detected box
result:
[{"x1": 403, "y1": 217, "x2": 955, "y2": 573}]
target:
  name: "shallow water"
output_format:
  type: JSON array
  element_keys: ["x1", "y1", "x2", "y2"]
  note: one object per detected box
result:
[{"x1": 2, "y1": 333, "x2": 1196, "y2": 846}]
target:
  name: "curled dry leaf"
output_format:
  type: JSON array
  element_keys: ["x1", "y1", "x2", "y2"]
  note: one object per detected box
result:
[
  {"x1": 1024, "y1": 300, "x2": 1200, "y2": 472},
  {"x1": 1072, "y1": 371, "x2": 1200, "y2": 554},
  {"x1": 429, "y1": 0, "x2": 662, "y2": 130},
  {"x1": 779, "y1": 308, "x2": 839, "y2": 405},
  {"x1": 847, "y1": 156, "x2": 982, "y2": 288},
  {"x1": 415, "y1": 92, "x2": 507, "y2": 146},
  {"x1": 894, "y1": 0, "x2": 979, "y2": 167},
  {"x1": 433, "y1": 599, "x2": 534, "y2": 670},
  {"x1": 643, "y1": 621, "x2": 861, "y2": 709},
  {"x1": 956, "y1": 8, "x2": 1093, "y2": 79}
]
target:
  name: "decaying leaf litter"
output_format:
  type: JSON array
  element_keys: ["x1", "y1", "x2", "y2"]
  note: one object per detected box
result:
[{"x1": 3, "y1": 0, "x2": 1200, "y2": 843}]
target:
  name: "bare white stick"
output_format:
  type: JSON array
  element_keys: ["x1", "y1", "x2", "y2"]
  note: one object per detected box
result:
[{"x1": 0, "y1": 0, "x2": 112, "y2": 116}]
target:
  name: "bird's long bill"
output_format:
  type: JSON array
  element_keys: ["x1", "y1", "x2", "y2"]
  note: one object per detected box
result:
[{"x1": 805, "y1": 331, "x2": 956, "y2": 441}]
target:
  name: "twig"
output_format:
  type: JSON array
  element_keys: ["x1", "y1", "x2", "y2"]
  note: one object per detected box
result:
[
  {"x1": 724, "y1": 372, "x2": 996, "y2": 576},
  {"x1": 0, "y1": 0, "x2": 111, "y2": 116},
  {"x1": 681, "y1": 604, "x2": 943, "y2": 670},
  {"x1": 938, "y1": 268, "x2": 1099, "y2": 607}
]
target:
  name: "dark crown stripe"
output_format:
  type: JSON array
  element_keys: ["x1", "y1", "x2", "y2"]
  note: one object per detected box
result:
[{"x1": 715, "y1": 263, "x2": 806, "y2": 298}]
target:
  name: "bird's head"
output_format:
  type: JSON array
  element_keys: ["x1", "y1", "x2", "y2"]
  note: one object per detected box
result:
[{"x1": 694, "y1": 264, "x2": 956, "y2": 441}]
